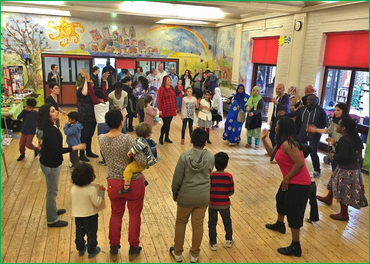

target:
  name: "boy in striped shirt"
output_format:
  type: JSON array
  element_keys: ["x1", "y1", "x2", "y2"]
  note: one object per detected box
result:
[{"x1": 208, "y1": 152, "x2": 235, "y2": 251}]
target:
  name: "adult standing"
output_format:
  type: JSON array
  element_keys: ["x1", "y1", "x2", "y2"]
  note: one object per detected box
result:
[
  {"x1": 192, "y1": 68, "x2": 204, "y2": 103},
  {"x1": 108, "y1": 82, "x2": 128, "y2": 133},
  {"x1": 269, "y1": 83, "x2": 291, "y2": 147},
  {"x1": 316, "y1": 117, "x2": 368, "y2": 221},
  {"x1": 102, "y1": 61, "x2": 116, "y2": 94},
  {"x1": 222, "y1": 84, "x2": 250, "y2": 146},
  {"x1": 45, "y1": 82, "x2": 67, "y2": 128},
  {"x1": 157, "y1": 75, "x2": 177, "y2": 144},
  {"x1": 133, "y1": 76, "x2": 157, "y2": 123},
  {"x1": 286, "y1": 95, "x2": 327, "y2": 177},
  {"x1": 133, "y1": 66, "x2": 146, "y2": 83},
  {"x1": 306, "y1": 102, "x2": 350, "y2": 171},
  {"x1": 38, "y1": 104, "x2": 85, "y2": 227},
  {"x1": 156, "y1": 63, "x2": 168, "y2": 88},
  {"x1": 211, "y1": 87, "x2": 223, "y2": 128},
  {"x1": 77, "y1": 73, "x2": 103, "y2": 162},
  {"x1": 91, "y1": 66, "x2": 100, "y2": 90},
  {"x1": 47, "y1": 64, "x2": 63, "y2": 88},
  {"x1": 245, "y1": 86, "x2": 263, "y2": 148},
  {"x1": 147, "y1": 68, "x2": 158, "y2": 107},
  {"x1": 169, "y1": 67, "x2": 179, "y2": 88},
  {"x1": 261, "y1": 117, "x2": 311, "y2": 257},
  {"x1": 98, "y1": 109, "x2": 148, "y2": 261},
  {"x1": 75, "y1": 68, "x2": 86, "y2": 90},
  {"x1": 295, "y1": 85, "x2": 319, "y2": 110},
  {"x1": 121, "y1": 76, "x2": 136, "y2": 132},
  {"x1": 180, "y1": 69, "x2": 192, "y2": 89}
]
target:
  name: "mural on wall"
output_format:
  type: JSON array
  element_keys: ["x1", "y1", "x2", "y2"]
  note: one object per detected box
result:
[
  {"x1": 1, "y1": 15, "x2": 51, "y2": 104},
  {"x1": 215, "y1": 25, "x2": 235, "y2": 89},
  {"x1": 239, "y1": 31, "x2": 250, "y2": 90},
  {"x1": 47, "y1": 17, "x2": 85, "y2": 47},
  {"x1": 1, "y1": 13, "x2": 217, "y2": 104}
]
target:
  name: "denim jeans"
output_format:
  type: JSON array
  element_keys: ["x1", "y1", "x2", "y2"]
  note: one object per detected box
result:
[
  {"x1": 40, "y1": 163, "x2": 61, "y2": 224},
  {"x1": 176, "y1": 97, "x2": 182, "y2": 111},
  {"x1": 208, "y1": 207, "x2": 233, "y2": 245}
]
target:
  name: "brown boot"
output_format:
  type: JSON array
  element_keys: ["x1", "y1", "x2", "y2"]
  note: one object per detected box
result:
[
  {"x1": 330, "y1": 202, "x2": 349, "y2": 221},
  {"x1": 316, "y1": 191, "x2": 333, "y2": 206}
]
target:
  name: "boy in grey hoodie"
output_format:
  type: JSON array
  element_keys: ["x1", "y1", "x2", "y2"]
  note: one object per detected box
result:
[{"x1": 169, "y1": 128, "x2": 215, "y2": 263}]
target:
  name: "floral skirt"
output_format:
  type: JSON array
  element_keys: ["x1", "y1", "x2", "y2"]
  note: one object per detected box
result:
[{"x1": 327, "y1": 166, "x2": 368, "y2": 209}]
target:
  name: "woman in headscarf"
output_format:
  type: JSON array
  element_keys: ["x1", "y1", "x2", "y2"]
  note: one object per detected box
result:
[
  {"x1": 211, "y1": 87, "x2": 223, "y2": 128},
  {"x1": 222, "y1": 84, "x2": 250, "y2": 146},
  {"x1": 245, "y1": 86, "x2": 263, "y2": 148}
]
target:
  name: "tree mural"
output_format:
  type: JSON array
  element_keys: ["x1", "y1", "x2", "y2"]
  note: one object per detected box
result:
[{"x1": 1, "y1": 16, "x2": 50, "y2": 90}]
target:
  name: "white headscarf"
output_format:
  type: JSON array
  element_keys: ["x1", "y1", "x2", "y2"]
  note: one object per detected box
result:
[{"x1": 212, "y1": 87, "x2": 223, "y2": 121}]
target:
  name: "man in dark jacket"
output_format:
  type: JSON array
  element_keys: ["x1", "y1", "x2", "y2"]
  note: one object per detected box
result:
[
  {"x1": 286, "y1": 94, "x2": 328, "y2": 177},
  {"x1": 121, "y1": 76, "x2": 136, "y2": 132}
]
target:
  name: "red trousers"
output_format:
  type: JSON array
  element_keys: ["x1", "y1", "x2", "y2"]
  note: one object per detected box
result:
[
  {"x1": 107, "y1": 177, "x2": 145, "y2": 247},
  {"x1": 19, "y1": 134, "x2": 36, "y2": 155}
]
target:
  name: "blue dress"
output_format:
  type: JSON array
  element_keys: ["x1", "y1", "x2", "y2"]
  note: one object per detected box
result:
[{"x1": 222, "y1": 86, "x2": 250, "y2": 144}]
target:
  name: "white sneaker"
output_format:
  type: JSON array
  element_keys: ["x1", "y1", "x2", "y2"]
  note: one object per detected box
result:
[
  {"x1": 225, "y1": 236, "x2": 234, "y2": 248},
  {"x1": 169, "y1": 247, "x2": 183, "y2": 262},
  {"x1": 190, "y1": 254, "x2": 199, "y2": 263},
  {"x1": 210, "y1": 244, "x2": 217, "y2": 251}
]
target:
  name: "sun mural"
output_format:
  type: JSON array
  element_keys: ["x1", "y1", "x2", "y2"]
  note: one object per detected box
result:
[{"x1": 47, "y1": 17, "x2": 84, "y2": 47}]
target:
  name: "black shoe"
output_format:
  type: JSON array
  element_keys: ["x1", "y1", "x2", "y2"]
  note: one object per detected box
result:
[
  {"x1": 207, "y1": 140, "x2": 212, "y2": 144},
  {"x1": 277, "y1": 245, "x2": 302, "y2": 257},
  {"x1": 127, "y1": 127, "x2": 134, "y2": 132},
  {"x1": 17, "y1": 155, "x2": 25, "y2": 161},
  {"x1": 145, "y1": 180, "x2": 149, "y2": 187},
  {"x1": 129, "y1": 245, "x2": 142, "y2": 261},
  {"x1": 79, "y1": 155, "x2": 90, "y2": 162},
  {"x1": 110, "y1": 245, "x2": 121, "y2": 261},
  {"x1": 57, "y1": 209, "x2": 66, "y2": 215},
  {"x1": 164, "y1": 138, "x2": 173, "y2": 143},
  {"x1": 34, "y1": 149, "x2": 38, "y2": 157},
  {"x1": 159, "y1": 138, "x2": 164, "y2": 145},
  {"x1": 265, "y1": 221, "x2": 286, "y2": 234},
  {"x1": 86, "y1": 152, "x2": 99, "y2": 158},
  {"x1": 98, "y1": 160, "x2": 106, "y2": 165},
  {"x1": 118, "y1": 187, "x2": 131, "y2": 194},
  {"x1": 47, "y1": 220, "x2": 68, "y2": 227}
]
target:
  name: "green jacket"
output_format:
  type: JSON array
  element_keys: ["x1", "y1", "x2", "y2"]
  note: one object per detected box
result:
[{"x1": 76, "y1": 74, "x2": 85, "y2": 89}]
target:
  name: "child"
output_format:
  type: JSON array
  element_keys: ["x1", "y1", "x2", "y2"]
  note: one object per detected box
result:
[
  {"x1": 144, "y1": 94, "x2": 161, "y2": 127},
  {"x1": 17, "y1": 98, "x2": 38, "y2": 161},
  {"x1": 211, "y1": 87, "x2": 223, "y2": 129},
  {"x1": 198, "y1": 90, "x2": 213, "y2": 144},
  {"x1": 180, "y1": 87, "x2": 197, "y2": 145},
  {"x1": 118, "y1": 122, "x2": 161, "y2": 194},
  {"x1": 302, "y1": 145, "x2": 319, "y2": 223},
  {"x1": 70, "y1": 163, "x2": 105, "y2": 258},
  {"x1": 169, "y1": 128, "x2": 215, "y2": 263},
  {"x1": 174, "y1": 79, "x2": 184, "y2": 113},
  {"x1": 63, "y1": 112, "x2": 83, "y2": 168},
  {"x1": 87, "y1": 73, "x2": 110, "y2": 165},
  {"x1": 208, "y1": 152, "x2": 235, "y2": 251}
]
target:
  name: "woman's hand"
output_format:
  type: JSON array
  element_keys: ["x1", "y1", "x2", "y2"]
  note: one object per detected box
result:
[
  {"x1": 72, "y1": 143, "x2": 86, "y2": 151},
  {"x1": 261, "y1": 128, "x2": 269, "y2": 140},
  {"x1": 249, "y1": 112, "x2": 254, "y2": 117},
  {"x1": 326, "y1": 137, "x2": 335, "y2": 145},
  {"x1": 245, "y1": 105, "x2": 250, "y2": 112},
  {"x1": 102, "y1": 72, "x2": 109, "y2": 81},
  {"x1": 306, "y1": 125, "x2": 317, "y2": 133},
  {"x1": 85, "y1": 74, "x2": 90, "y2": 82},
  {"x1": 281, "y1": 178, "x2": 289, "y2": 191}
]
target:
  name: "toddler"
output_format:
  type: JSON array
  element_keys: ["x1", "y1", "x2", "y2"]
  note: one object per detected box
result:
[
  {"x1": 119, "y1": 122, "x2": 161, "y2": 194},
  {"x1": 63, "y1": 112, "x2": 83, "y2": 168},
  {"x1": 70, "y1": 163, "x2": 105, "y2": 258}
]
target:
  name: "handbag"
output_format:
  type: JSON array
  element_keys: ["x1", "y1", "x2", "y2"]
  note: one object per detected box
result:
[{"x1": 237, "y1": 106, "x2": 245, "y2": 123}]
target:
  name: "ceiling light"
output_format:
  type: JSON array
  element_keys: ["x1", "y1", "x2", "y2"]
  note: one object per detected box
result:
[
  {"x1": 1, "y1": 6, "x2": 71, "y2": 16},
  {"x1": 119, "y1": 1, "x2": 225, "y2": 19},
  {"x1": 156, "y1": 19, "x2": 210, "y2": 25},
  {"x1": 4, "y1": 1, "x2": 65, "y2": 6}
]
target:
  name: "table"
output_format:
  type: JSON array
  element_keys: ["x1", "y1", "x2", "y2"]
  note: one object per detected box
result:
[
  {"x1": 1, "y1": 101, "x2": 24, "y2": 120},
  {"x1": 1, "y1": 136, "x2": 12, "y2": 178}
]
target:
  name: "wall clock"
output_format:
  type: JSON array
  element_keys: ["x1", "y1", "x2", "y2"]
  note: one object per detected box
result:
[{"x1": 295, "y1": 21, "x2": 302, "y2": 31}]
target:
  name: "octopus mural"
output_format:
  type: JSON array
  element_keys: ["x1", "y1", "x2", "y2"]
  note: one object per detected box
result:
[{"x1": 47, "y1": 17, "x2": 85, "y2": 47}]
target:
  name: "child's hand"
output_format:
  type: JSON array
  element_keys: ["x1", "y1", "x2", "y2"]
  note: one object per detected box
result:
[
  {"x1": 99, "y1": 185, "x2": 105, "y2": 191},
  {"x1": 127, "y1": 150, "x2": 132, "y2": 158}
]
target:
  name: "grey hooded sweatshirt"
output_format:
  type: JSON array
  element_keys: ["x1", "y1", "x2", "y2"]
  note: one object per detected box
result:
[{"x1": 172, "y1": 148, "x2": 215, "y2": 208}]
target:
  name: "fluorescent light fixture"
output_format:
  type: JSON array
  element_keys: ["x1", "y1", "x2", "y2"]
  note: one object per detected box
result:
[
  {"x1": 110, "y1": 25, "x2": 118, "y2": 30},
  {"x1": 5, "y1": 1, "x2": 65, "y2": 6},
  {"x1": 157, "y1": 19, "x2": 209, "y2": 25},
  {"x1": 120, "y1": 1, "x2": 225, "y2": 19},
  {"x1": 111, "y1": 13, "x2": 117, "y2": 19},
  {"x1": 1, "y1": 6, "x2": 71, "y2": 16}
]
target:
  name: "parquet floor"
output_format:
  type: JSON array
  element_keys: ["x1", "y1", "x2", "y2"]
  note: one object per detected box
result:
[{"x1": 1, "y1": 108, "x2": 369, "y2": 263}]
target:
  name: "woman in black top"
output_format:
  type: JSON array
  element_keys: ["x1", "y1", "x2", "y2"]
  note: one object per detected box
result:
[
  {"x1": 47, "y1": 64, "x2": 63, "y2": 87},
  {"x1": 38, "y1": 104, "x2": 85, "y2": 227},
  {"x1": 44, "y1": 82, "x2": 67, "y2": 128}
]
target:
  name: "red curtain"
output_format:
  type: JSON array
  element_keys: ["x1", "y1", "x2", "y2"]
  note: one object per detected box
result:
[
  {"x1": 116, "y1": 59, "x2": 136, "y2": 69},
  {"x1": 324, "y1": 31, "x2": 369, "y2": 68},
  {"x1": 252, "y1": 36, "x2": 279, "y2": 64}
]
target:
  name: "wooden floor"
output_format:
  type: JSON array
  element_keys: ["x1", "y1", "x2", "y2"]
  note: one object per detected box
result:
[{"x1": 1, "y1": 108, "x2": 369, "y2": 263}]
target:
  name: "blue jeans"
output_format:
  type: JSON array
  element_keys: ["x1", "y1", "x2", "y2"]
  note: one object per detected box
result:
[
  {"x1": 176, "y1": 97, "x2": 182, "y2": 111},
  {"x1": 40, "y1": 163, "x2": 61, "y2": 224}
]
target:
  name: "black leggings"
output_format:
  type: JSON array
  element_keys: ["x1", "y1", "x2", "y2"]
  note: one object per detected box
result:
[
  {"x1": 181, "y1": 118, "x2": 193, "y2": 139},
  {"x1": 160, "y1": 116, "x2": 173, "y2": 139}
]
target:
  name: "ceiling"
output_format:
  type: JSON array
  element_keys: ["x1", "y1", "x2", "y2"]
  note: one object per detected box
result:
[{"x1": 1, "y1": 1, "x2": 365, "y2": 27}]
